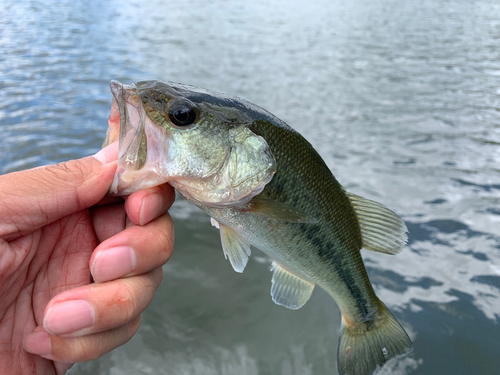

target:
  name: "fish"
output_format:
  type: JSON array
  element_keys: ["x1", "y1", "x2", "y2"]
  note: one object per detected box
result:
[{"x1": 103, "y1": 80, "x2": 413, "y2": 375}]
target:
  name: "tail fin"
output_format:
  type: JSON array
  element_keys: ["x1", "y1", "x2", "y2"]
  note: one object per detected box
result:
[{"x1": 337, "y1": 304, "x2": 412, "y2": 375}]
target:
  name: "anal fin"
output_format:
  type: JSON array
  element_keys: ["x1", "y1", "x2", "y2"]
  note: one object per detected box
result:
[{"x1": 271, "y1": 262, "x2": 315, "y2": 310}]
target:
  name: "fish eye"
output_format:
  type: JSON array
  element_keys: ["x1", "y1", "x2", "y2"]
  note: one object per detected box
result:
[{"x1": 168, "y1": 104, "x2": 197, "y2": 127}]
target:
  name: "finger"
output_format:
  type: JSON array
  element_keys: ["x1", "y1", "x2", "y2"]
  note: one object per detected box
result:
[
  {"x1": 90, "y1": 183, "x2": 175, "y2": 243},
  {"x1": 24, "y1": 316, "x2": 141, "y2": 363},
  {"x1": 91, "y1": 203, "x2": 127, "y2": 243},
  {"x1": 125, "y1": 183, "x2": 175, "y2": 226},
  {"x1": 0, "y1": 143, "x2": 119, "y2": 240},
  {"x1": 40, "y1": 269, "x2": 161, "y2": 337},
  {"x1": 90, "y1": 212, "x2": 174, "y2": 283},
  {"x1": 93, "y1": 195, "x2": 123, "y2": 207}
]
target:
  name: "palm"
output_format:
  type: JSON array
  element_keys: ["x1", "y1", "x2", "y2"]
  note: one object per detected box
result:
[{"x1": 1, "y1": 209, "x2": 96, "y2": 374}]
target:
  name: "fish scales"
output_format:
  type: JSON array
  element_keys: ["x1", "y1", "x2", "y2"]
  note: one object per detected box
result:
[
  {"x1": 104, "y1": 80, "x2": 413, "y2": 375},
  {"x1": 208, "y1": 121, "x2": 373, "y2": 320}
]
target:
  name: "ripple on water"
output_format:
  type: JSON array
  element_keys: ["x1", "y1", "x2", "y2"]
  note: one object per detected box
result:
[{"x1": 1, "y1": 0, "x2": 500, "y2": 374}]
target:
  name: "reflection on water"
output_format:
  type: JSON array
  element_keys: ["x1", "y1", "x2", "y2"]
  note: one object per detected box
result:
[{"x1": 1, "y1": 0, "x2": 500, "y2": 374}]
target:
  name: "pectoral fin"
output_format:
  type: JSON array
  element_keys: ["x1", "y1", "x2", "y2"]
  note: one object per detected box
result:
[
  {"x1": 216, "y1": 220, "x2": 251, "y2": 273},
  {"x1": 271, "y1": 262, "x2": 315, "y2": 310},
  {"x1": 347, "y1": 192, "x2": 408, "y2": 255},
  {"x1": 248, "y1": 197, "x2": 318, "y2": 223}
]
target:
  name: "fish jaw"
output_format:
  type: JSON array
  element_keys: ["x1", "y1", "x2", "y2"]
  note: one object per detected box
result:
[{"x1": 106, "y1": 80, "x2": 173, "y2": 195}]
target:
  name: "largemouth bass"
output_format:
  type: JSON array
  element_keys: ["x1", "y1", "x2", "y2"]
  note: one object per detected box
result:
[{"x1": 103, "y1": 80, "x2": 412, "y2": 375}]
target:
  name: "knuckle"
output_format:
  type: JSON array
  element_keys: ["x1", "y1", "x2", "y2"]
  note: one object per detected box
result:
[
  {"x1": 43, "y1": 160, "x2": 90, "y2": 208},
  {"x1": 150, "y1": 267, "x2": 163, "y2": 289},
  {"x1": 45, "y1": 159, "x2": 87, "y2": 183},
  {"x1": 157, "y1": 216, "x2": 174, "y2": 259},
  {"x1": 124, "y1": 274, "x2": 158, "y2": 316},
  {"x1": 50, "y1": 316, "x2": 142, "y2": 363},
  {"x1": 51, "y1": 336, "x2": 99, "y2": 363},
  {"x1": 115, "y1": 282, "x2": 138, "y2": 322},
  {"x1": 76, "y1": 339, "x2": 101, "y2": 361},
  {"x1": 127, "y1": 315, "x2": 141, "y2": 336}
]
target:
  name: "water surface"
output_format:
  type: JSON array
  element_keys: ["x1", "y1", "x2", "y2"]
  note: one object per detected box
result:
[{"x1": 1, "y1": 0, "x2": 499, "y2": 374}]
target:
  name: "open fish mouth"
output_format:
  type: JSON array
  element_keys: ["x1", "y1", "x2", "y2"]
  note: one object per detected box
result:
[
  {"x1": 103, "y1": 80, "x2": 171, "y2": 196},
  {"x1": 102, "y1": 79, "x2": 276, "y2": 207}
]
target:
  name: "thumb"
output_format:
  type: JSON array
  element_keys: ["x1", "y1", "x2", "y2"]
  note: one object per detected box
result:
[{"x1": 0, "y1": 143, "x2": 119, "y2": 240}]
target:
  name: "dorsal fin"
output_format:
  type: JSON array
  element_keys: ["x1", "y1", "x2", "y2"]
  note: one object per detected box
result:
[
  {"x1": 347, "y1": 192, "x2": 408, "y2": 255},
  {"x1": 270, "y1": 262, "x2": 315, "y2": 310}
]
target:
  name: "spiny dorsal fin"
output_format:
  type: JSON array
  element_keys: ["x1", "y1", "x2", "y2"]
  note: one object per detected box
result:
[
  {"x1": 271, "y1": 262, "x2": 315, "y2": 310},
  {"x1": 249, "y1": 197, "x2": 318, "y2": 223},
  {"x1": 215, "y1": 219, "x2": 251, "y2": 273},
  {"x1": 347, "y1": 192, "x2": 408, "y2": 255}
]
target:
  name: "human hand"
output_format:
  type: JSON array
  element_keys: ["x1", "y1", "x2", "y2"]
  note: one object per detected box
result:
[{"x1": 0, "y1": 144, "x2": 175, "y2": 375}]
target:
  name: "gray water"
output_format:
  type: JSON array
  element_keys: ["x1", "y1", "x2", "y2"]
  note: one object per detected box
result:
[{"x1": 1, "y1": 0, "x2": 499, "y2": 374}]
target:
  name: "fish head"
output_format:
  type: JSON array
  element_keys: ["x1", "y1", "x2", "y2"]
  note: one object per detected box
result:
[{"x1": 104, "y1": 80, "x2": 276, "y2": 207}]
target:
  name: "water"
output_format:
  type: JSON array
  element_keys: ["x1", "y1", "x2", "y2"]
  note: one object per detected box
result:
[{"x1": 1, "y1": 0, "x2": 499, "y2": 374}]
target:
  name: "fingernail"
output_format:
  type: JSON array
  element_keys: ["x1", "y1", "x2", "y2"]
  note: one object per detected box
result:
[
  {"x1": 139, "y1": 193, "x2": 163, "y2": 226},
  {"x1": 92, "y1": 246, "x2": 136, "y2": 282},
  {"x1": 24, "y1": 331, "x2": 51, "y2": 356},
  {"x1": 94, "y1": 142, "x2": 119, "y2": 164},
  {"x1": 44, "y1": 300, "x2": 95, "y2": 336}
]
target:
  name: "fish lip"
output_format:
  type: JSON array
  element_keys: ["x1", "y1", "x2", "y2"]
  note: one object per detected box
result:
[
  {"x1": 110, "y1": 80, "x2": 138, "y2": 109},
  {"x1": 108, "y1": 80, "x2": 172, "y2": 196},
  {"x1": 109, "y1": 80, "x2": 144, "y2": 195},
  {"x1": 110, "y1": 81, "x2": 126, "y2": 138},
  {"x1": 110, "y1": 80, "x2": 124, "y2": 102}
]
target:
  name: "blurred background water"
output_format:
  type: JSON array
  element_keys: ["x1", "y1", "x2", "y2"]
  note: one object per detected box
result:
[{"x1": 1, "y1": 0, "x2": 500, "y2": 374}]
